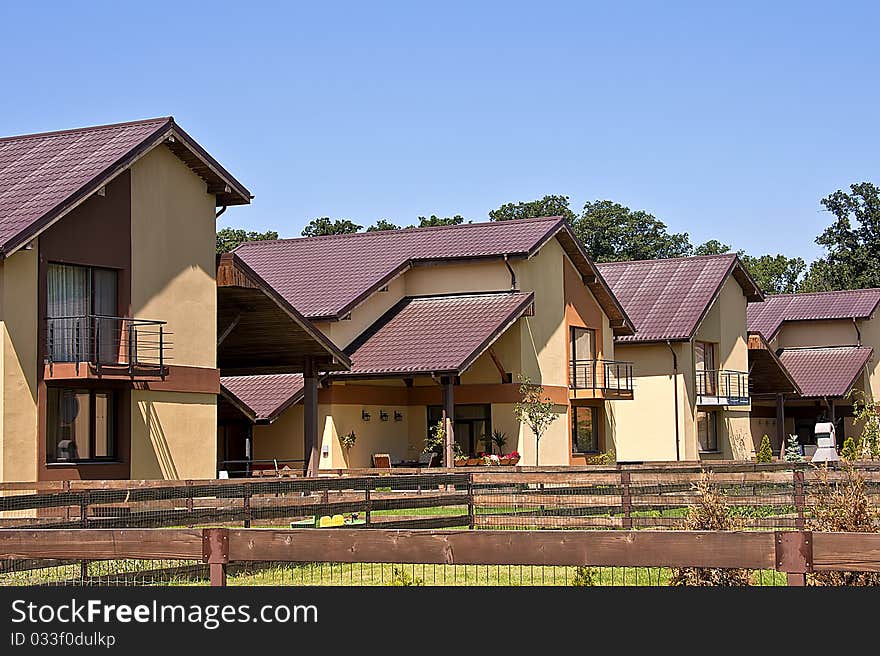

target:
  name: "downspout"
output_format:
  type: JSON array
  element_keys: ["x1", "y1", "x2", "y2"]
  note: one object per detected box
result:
[
  {"x1": 215, "y1": 205, "x2": 228, "y2": 219},
  {"x1": 503, "y1": 254, "x2": 517, "y2": 290},
  {"x1": 853, "y1": 317, "x2": 862, "y2": 346},
  {"x1": 667, "y1": 340, "x2": 681, "y2": 461}
]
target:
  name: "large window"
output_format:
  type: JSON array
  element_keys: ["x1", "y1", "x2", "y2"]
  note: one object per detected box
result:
[
  {"x1": 427, "y1": 404, "x2": 491, "y2": 456},
  {"x1": 46, "y1": 388, "x2": 116, "y2": 463},
  {"x1": 572, "y1": 406, "x2": 600, "y2": 454},
  {"x1": 697, "y1": 410, "x2": 718, "y2": 452},
  {"x1": 695, "y1": 341, "x2": 716, "y2": 395},
  {"x1": 47, "y1": 263, "x2": 118, "y2": 362}
]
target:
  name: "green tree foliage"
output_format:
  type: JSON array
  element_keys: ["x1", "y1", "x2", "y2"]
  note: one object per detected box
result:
[
  {"x1": 366, "y1": 219, "x2": 402, "y2": 231},
  {"x1": 576, "y1": 200, "x2": 692, "y2": 262},
  {"x1": 804, "y1": 182, "x2": 880, "y2": 291},
  {"x1": 301, "y1": 217, "x2": 363, "y2": 237},
  {"x1": 216, "y1": 227, "x2": 279, "y2": 254},
  {"x1": 489, "y1": 195, "x2": 577, "y2": 224},
  {"x1": 693, "y1": 240, "x2": 731, "y2": 256},
  {"x1": 416, "y1": 214, "x2": 468, "y2": 227},
  {"x1": 756, "y1": 435, "x2": 773, "y2": 463},
  {"x1": 740, "y1": 254, "x2": 806, "y2": 295},
  {"x1": 513, "y1": 375, "x2": 559, "y2": 467},
  {"x1": 841, "y1": 437, "x2": 858, "y2": 462},
  {"x1": 784, "y1": 433, "x2": 803, "y2": 462}
]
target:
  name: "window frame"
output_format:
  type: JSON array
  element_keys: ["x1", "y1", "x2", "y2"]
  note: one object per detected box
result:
[
  {"x1": 571, "y1": 405, "x2": 600, "y2": 454},
  {"x1": 697, "y1": 409, "x2": 719, "y2": 452},
  {"x1": 46, "y1": 387, "x2": 118, "y2": 464}
]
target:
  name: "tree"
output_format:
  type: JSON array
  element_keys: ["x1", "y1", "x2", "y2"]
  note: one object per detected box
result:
[
  {"x1": 693, "y1": 240, "x2": 731, "y2": 256},
  {"x1": 489, "y1": 195, "x2": 577, "y2": 224},
  {"x1": 366, "y1": 219, "x2": 402, "y2": 231},
  {"x1": 301, "y1": 217, "x2": 362, "y2": 237},
  {"x1": 784, "y1": 433, "x2": 804, "y2": 462},
  {"x1": 806, "y1": 182, "x2": 880, "y2": 290},
  {"x1": 575, "y1": 200, "x2": 692, "y2": 262},
  {"x1": 417, "y1": 215, "x2": 467, "y2": 227},
  {"x1": 756, "y1": 435, "x2": 773, "y2": 463},
  {"x1": 513, "y1": 375, "x2": 559, "y2": 467},
  {"x1": 216, "y1": 227, "x2": 278, "y2": 254},
  {"x1": 740, "y1": 254, "x2": 806, "y2": 295}
]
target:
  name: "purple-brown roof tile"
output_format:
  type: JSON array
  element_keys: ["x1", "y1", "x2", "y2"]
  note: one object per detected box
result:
[
  {"x1": 777, "y1": 346, "x2": 873, "y2": 398},
  {"x1": 0, "y1": 117, "x2": 250, "y2": 256},
  {"x1": 340, "y1": 292, "x2": 534, "y2": 376},
  {"x1": 233, "y1": 217, "x2": 633, "y2": 334},
  {"x1": 747, "y1": 289, "x2": 880, "y2": 339},
  {"x1": 597, "y1": 254, "x2": 762, "y2": 343},
  {"x1": 221, "y1": 373, "x2": 304, "y2": 422}
]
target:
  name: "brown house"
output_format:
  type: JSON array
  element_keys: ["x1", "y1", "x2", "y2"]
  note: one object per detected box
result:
[
  {"x1": 0, "y1": 117, "x2": 250, "y2": 482},
  {"x1": 218, "y1": 217, "x2": 636, "y2": 471}
]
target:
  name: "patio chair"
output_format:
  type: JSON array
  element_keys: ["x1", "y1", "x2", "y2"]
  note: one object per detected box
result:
[
  {"x1": 418, "y1": 452, "x2": 436, "y2": 468},
  {"x1": 372, "y1": 453, "x2": 392, "y2": 469}
]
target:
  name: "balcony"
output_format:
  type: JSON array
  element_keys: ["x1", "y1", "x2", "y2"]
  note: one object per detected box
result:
[
  {"x1": 569, "y1": 359, "x2": 634, "y2": 399},
  {"x1": 45, "y1": 315, "x2": 170, "y2": 379},
  {"x1": 696, "y1": 369, "x2": 749, "y2": 406}
]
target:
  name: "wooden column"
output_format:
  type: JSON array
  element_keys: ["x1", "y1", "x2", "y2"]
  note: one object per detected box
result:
[
  {"x1": 441, "y1": 376, "x2": 455, "y2": 467},
  {"x1": 776, "y1": 393, "x2": 786, "y2": 454},
  {"x1": 304, "y1": 357, "x2": 319, "y2": 477}
]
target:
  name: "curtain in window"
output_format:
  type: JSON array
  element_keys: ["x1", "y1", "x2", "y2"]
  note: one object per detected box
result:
[
  {"x1": 93, "y1": 268, "x2": 118, "y2": 362},
  {"x1": 47, "y1": 264, "x2": 90, "y2": 362}
]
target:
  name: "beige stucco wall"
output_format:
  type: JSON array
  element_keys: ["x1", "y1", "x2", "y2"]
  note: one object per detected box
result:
[
  {"x1": 129, "y1": 391, "x2": 217, "y2": 479},
  {"x1": 0, "y1": 249, "x2": 39, "y2": 482},
  {"x1": 129, "y1": 146, "x2": 217, "y2": 369}
]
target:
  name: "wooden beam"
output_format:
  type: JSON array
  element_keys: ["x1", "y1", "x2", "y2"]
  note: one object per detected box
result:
[
  {"x1": 0, "y1": 529, "x2": 203, "y2": 560},
  {"x1": 776, "y1": 393, "x2": 786, "y2": 453},
  {"x1": 217, "y1": 313, "x2": 242, "y2": 346},
  {"x1": 304, "y1": 357, "x2": 319, "y2": 477},
  {"x1": 441, "y1": 376, "x2": 455, "y2": 466},
  {"x1": 487, "y1": 346, "x2": 508, "y2": 383}
]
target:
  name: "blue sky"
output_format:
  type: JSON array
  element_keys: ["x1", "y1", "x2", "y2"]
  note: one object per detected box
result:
[{"x1": 2, "y1": 1, "x2": 877, "y2": 262}]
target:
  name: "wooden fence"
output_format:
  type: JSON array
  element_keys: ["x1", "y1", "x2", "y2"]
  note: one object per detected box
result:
[{"x1": 1, "y1": 526, "x2": 879, "y2": 586}]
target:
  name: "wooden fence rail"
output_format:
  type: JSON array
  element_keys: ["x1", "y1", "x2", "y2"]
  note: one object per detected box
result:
[{"x1": 2, "y1": 527, "x2": 880, "y2": 586}]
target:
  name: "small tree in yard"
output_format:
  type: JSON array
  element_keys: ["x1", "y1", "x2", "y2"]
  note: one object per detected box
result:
[
  {"x1": 756, "y1": 435, "x2": 773, "y2": 463},
  {"x1": 784, "y1": 433, "x2": 803, "y2": 462},
  {"x1": 841, "y1": 437, "x2": 858, "y2": 462},
  {"x1": 849, "y1": 389, "x2": 880, "y2": 459},
  {"x1": 808, "y1": 465, "x2": 880, "y2": 586},
  {"x1": 668, "y1": 472, "x2": 751, "y2": 586},
  {"x1": 513, "y1": 375, "x2": 559, "y2": 467}
]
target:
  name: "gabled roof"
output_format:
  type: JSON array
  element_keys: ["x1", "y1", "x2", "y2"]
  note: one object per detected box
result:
[
  {"x1": 597, "y1": 254, "x2": 763, "y2": 343},
  {"x1": 747, "y1": 288, "x2": 880, "y2": 340},
  {"x1": 220, "y1": 374, "x2": 304, "y2": 423},
  {"x1": 777, "y1": 346, "x2": 873, "y2": 398},
  {"x1": 233, "y1": 216, "x2": 634, "y2": 335},
  {"x1": 338, "y1": 292, "x2": 535, "y2": 377},
  {"x1": 0, "y1": 117, "x2": 251, "y2": 257}
]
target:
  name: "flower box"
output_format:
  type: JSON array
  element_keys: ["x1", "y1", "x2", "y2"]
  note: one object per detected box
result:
[
  {"x1": 466, "y1": 458, "x2": 480, "y2": 466},
  {"x1": 499, "y1": 458, "x2": 511, "y2": 466}
]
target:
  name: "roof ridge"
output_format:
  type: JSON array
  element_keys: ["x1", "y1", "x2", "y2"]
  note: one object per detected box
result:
[
  {"x1": 597, "y1": 253, "x2": 737, "y2": 267},
  {"x1": 234, "y1": 215, "x2": 564, "y2": 250},
  {"x1": 0, "y1": 117, "x2": 173, "y2": 143},
  {"x1": 780, "y1": 344, "x2": 869, "y2": 351},
  {"x1": 765, "y1": 287, "x2": 880, "y2": 299}
]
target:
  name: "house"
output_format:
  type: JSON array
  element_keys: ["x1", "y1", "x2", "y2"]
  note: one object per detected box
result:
[
  {"x1": 0, "y1": 117, "x2": 250, "y2": 482},
  {"x1": 747, "y1": 288, "x2": 880, "y2": 453},
  {"x1": 218, "y1": 216, "x2": 637, "y2": 471},
  {"x1": 596, "y1": 254, "x2": 779, "y2": 461}
]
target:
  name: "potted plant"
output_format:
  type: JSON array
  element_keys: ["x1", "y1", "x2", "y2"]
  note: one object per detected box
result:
[
  {"x1": 466, "y1": 456, "x2": 480, "y2": 466},
  {"x1": 505, "y1": 451, "x2": 521, "y2": 466},
  {"x1": 453, "y1": 443, "x2": 466, "y2": 467},
  {"x1": 491, "y1": 429, "x2": 508, "y2": 455},
  {"x1": 488, "y1": 454, "x2": 501, "y2": 466}
]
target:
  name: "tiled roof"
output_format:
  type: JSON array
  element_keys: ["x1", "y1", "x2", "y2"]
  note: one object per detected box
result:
[
  {"x1": 777, "y1": 346, "x2": 873, "y2": 398},
  {"x1": 233, "y1": 217, "x2": 633, "y2": 333},
  {"x1": 0, "y1": 117, "x2": 250, "y2": 256},
  {"x1": 220, "y1": 373, "x2": 304, "y2": 422},
  {"x1": 597, "y1": 254, "x2": 761, "y2": 343},
  {"x1": 340, "y1": 292, "x2": 534, "y2": 376},
  {"x1": 747, "y1": 289, "x2": 880, "y2": 339}
]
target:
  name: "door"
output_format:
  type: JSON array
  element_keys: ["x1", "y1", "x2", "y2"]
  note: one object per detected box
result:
[
  {"x1": 570, "y1": 327, "x2": 597, "y2": 388},
  {"x1": 695, "y1": 341, "x2": 716, "y2": 395}
]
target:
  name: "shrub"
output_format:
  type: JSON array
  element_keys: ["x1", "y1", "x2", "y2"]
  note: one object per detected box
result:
[
  {"x1": 756, "y1": 435, "x2": 773, "y2": 463},
  {"x1": 849, "y1": 389, "x2": 880, "y2": 459},
  {"x1": 668, "y1": 472, "x2": 751, "y2": 586},
  {"x1": 586, "y1": 450, "x2": 615, "y2": 465},
  {"x1": 339, "y1": 430, "x2": 357, "y2": 451},
  {"x1": 390, "y1": 566, "x2": 424, "y2": 586},
  {"x1": 423, "y1": 421, "x2": 445, "y2": 455},
  {"x1": 841, "y1": 437, "x2": 858, "y2": 462},
  {"x1": 571, "y1": 566, "x2": 598, "y2": 586},
  {"x1": 808, "y1": 465, "x2": 880, "y2": 586},
  {"x1": 784, "y1": 434, "x2": 803, "y2": 462}
]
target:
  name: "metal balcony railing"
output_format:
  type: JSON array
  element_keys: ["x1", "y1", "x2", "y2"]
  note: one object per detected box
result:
[
  {"x1": 569, "y1": 359, "x2": 634, "y2": 396},
  {"x1": 45, "y1": 315, "x2": 170, "y2": 376},
  {"x1": 696, "y1": 369, "x2": 749, "y2": 406}
]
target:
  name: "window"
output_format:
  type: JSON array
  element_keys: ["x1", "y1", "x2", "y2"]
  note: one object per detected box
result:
[
  {"x1": 572, "y1": 406, "x2": 600, "y2": 453},
  {"x1": 47, "y1": 263, "x2": 118, "y2": 362},
  {"x1": 46, "y1": 388, "x2": 116, "y2": 463},
  {"x1": 570, "y1": 327, "x2": 597, "y2": 388},
  {"x1": 427, "y1": 404, "x2": 491, "y2": 456},
  {"x1": 695, "y1": 341, "x2": 716, "y2": 395},
  {"x1": 697, "y1": 410, "x2": 718, "y2": 452}
]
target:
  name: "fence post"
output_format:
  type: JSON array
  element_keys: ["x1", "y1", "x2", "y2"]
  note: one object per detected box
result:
[
  {"x1": 243, "y1": 483, "x2": 252, "y2": 529},
  {"x1": 203, "y1": 528, "x2": 229, "y2": 587},
  {"x1": 364, "y1": 485, "x2": 371, "y2": 526},
  {"x1": 80, "y1": 491, "x2": 88, "y2": 581},
  {"x1": 63, "y1": 480, "x2": 71, "y2": 522},
  {"x1": 186, "y1": 480, "x2": 194, "y2": 528},
  {"x1": 621, "y1": 471, "x2": 633, "y2": 529},
  {"x1": 775, "y1": 530, "x2": 812, "y2": 586},
  {"x1": 467, "y1": 475, "x2": 475, "y2": 530},
  {"x1": 793, "y1": 470, "x2": 805, "y2": 531}
]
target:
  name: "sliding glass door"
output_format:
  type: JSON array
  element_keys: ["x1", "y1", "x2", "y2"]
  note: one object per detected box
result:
[{"x1": 47, "y1": 263, "x2": 118, "y2": 363}]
